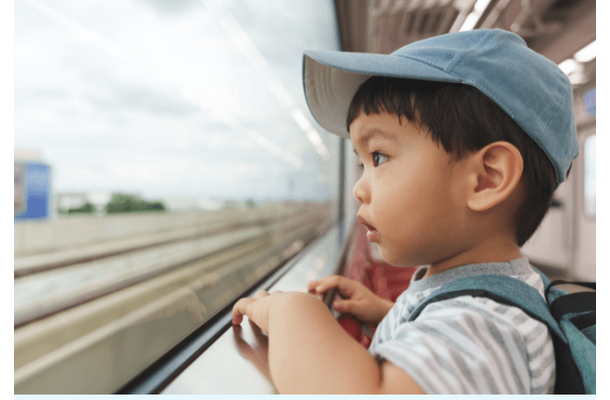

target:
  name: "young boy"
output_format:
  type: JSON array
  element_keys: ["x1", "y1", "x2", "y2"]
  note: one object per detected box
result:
[{"x1": 231, "y1": 29, "x2": 579, "y2": 394}]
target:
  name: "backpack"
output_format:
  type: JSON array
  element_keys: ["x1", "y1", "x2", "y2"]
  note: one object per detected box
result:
[{"x1": 407, "y1": 268, "x2": 595, "y2": 394}]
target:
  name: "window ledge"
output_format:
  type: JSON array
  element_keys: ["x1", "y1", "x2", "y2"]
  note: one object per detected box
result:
[{"x1": 160, "y1": 225, "x2": 343, "y2": 394}]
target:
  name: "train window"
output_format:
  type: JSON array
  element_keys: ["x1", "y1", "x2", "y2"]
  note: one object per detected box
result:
[
  {"x1": 583, "y1": 135, "x2": 595, "y2": 220},
  {"x1": 14, "y1": 0, "x2": 340, "y2": 394}
]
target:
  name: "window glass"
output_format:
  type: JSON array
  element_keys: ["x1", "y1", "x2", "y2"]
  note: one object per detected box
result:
[
  {"x1": 584, "y1": 135, "x2": 595, "y2": 219},
  {"x1": 14, "y1": 0, "x2": 340, "y2": 393}
]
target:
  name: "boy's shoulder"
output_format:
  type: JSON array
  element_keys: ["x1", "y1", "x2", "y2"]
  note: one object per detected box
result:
[
  {"x1": 405, "y1": 257, "x2": 543, "y2": 297},
  {"x1": 371, "y1": 257, "x2": 555, "y2": 394},
  {"x1": 385, "y1": 257, "x2": 546, "y2": 329}
]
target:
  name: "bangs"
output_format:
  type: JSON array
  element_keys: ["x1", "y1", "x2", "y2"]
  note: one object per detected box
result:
[{"x1": 346, "y1": 77, "x2": 435, "y2": 132}]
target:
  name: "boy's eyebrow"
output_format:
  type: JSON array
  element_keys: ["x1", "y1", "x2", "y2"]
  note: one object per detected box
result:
[{"x1": 355, "y1": 128, "x2": 399, "y2": 148}]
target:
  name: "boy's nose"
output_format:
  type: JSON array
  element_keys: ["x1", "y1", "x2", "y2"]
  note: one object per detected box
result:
[{"x1": 352, "y1": 175, "x2": 369, "y2": 204}]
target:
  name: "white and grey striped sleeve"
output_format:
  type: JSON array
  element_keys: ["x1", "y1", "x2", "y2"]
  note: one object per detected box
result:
[{"x1": 370, "y1": 296, "x2": 555, "y2": 394}]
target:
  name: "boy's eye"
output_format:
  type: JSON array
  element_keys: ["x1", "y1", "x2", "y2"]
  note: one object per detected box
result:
[{"x1": 373, "y1": 152, "x2": 389, "y2": 167}]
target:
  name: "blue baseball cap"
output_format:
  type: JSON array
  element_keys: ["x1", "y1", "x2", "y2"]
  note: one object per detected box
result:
[{"x1": 303, "y1": 29, "x2": 578, "y2": 185}]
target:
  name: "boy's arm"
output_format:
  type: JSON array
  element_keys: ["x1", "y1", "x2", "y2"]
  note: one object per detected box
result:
[{"x1": 232, "y1": 291, "x2": 425, "y2": 394}]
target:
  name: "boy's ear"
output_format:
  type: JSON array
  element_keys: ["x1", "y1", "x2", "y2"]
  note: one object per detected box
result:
[{"x1": 466, "y1": 141, "x2": 524, "y2": 212}]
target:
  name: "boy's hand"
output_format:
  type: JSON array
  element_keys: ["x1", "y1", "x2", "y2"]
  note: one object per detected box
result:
[
  {"x1": 307, "y1": 276, "x2": 394, "y2": 325},
  {"x1": 232, "y1": 290, "x2": 281, "y2": 333}
]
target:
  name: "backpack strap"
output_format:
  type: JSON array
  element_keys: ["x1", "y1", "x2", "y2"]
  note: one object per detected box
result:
[
  {"x1": 407, "y1": 274, "x2": 565, "y2": 341},
  {"x1": 407, "y1": 273, "x2": 586, "y2": 394},
  {"x1": 543, "y1": 278, "x2": 596, "y2": 332},
  {"x1": 544, "y1": 279, "x2": 596, "y2": 300}
]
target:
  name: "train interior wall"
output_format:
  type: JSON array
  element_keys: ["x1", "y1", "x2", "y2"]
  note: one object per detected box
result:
[{"x1": 520, "y1": 84, "x2": 595, "y2": 282}]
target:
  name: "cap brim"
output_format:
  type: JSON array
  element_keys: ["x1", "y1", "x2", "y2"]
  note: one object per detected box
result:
[{"x1": 303, "y1": 50, "x2": 461, "y2": 138}]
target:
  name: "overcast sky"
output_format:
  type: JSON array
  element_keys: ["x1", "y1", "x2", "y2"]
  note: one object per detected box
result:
[{"x1": 14, "y1": 0, "x2": 341, "y2": 202}]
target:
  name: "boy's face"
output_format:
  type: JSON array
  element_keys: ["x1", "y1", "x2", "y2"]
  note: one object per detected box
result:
[{"x1": 350, "y1": 111, "x2": 471, "y2": 267}]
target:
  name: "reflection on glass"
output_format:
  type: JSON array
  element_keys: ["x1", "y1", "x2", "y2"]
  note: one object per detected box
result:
[
  {"x1": 14, "y1": 0, "x2": 340, "y2": 393},
  {"x1": 584, "y1": 135, "x2": 595, "y2": 219},
  {"x1": 15, "y1": 0, "x2": 339, "y2": 203}
]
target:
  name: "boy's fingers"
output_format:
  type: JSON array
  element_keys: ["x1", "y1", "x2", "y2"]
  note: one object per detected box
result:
[
  {"x1": 312, "y1": 275, "x2": 345, "y2": 293},
  {"x1": 336, "y1": 283, "x2": 356, "y2": 298},
  {"x1": 333, "y1": 298, "x2": 355, "y2": 313},
  {"x1": 252, "y1": 290, "x2": 270, "y2": 300},
  {"x1": 306, "y1": 280, "x2": 318, "y2": 291},
  {"x1": 232, "y1": 291, "x2": 272, "y2": 324},
  {"x1": 307, "y1": 278, "x2": 330, "y2": 293},
  {"x1": 232, "y1": 297, "x2": 254, "y2": 325}
]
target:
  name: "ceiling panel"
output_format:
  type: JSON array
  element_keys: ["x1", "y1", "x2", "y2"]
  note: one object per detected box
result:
[{"x1": 334, "y1": 0, "x2": 595, "y2": 87}]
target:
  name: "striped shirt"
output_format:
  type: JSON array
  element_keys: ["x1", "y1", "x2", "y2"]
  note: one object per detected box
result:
[{"x1": 368, "y1": 257, "x2": 555, "y2": 394}]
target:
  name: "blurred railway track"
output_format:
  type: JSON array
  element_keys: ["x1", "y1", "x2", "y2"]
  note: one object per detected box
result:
[{"x1": 14, "y1": 203, "x2": 333, "y2": 393}]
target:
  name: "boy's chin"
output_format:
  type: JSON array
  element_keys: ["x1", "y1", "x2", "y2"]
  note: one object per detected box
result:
[{"x1": 376, "y1": 247, "x2": 420, "y2": 267}]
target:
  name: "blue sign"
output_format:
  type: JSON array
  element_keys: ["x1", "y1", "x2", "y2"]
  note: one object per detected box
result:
[{"x1": 14, "y1": 161, "x2": 51, "y2": 220}]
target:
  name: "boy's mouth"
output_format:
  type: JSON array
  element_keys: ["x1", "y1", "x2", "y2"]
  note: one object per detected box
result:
[{"x1": 358, "y1": 215, "x2": 379, "y2": 242}]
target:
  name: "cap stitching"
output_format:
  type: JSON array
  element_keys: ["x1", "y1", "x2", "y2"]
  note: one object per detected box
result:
[{"x1": 391, "y1": 53, "x2": 465, "y2": 83}]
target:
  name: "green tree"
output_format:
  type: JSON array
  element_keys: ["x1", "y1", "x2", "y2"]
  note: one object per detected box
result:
[
  {"x1": 66, "y1": 202, "x2": 96, "y2": 214},
  {"x1": 105, "y1": 194, "x2": 166, "y2": 214}
]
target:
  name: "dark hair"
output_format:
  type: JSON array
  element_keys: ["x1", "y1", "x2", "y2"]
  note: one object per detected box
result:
[{"x1": 346, "y1": 76, "x2": 563, "y2": 246}]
